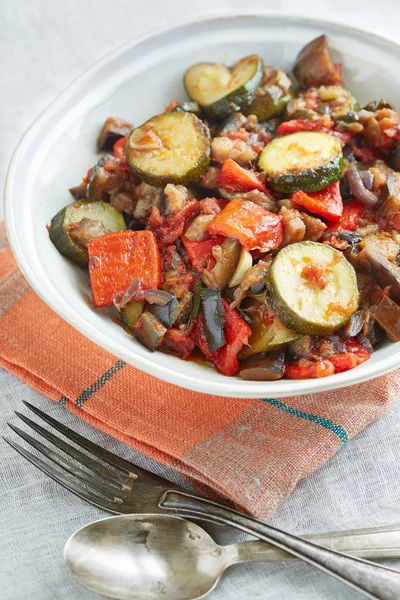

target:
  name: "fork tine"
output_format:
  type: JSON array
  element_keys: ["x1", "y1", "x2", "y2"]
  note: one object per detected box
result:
[
  {"x1": 23, "y1": 401, "x2": 137, "y2": 478},
  {"x1": 7, "y1": 423, "x2": 126, "y2": 503},
  {"x1": 2, "y1": 436, "x2": 123, "y2": 514},
  {"x1": 14, "y1": 411, "x2": 133, "y2": 492}
]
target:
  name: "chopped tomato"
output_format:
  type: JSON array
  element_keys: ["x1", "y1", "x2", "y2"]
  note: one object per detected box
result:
[
  {"x1": 194, "y1": 299, "x2": 251, "y2": 376},
  {"x1": 277, "y1": 116, "x2": 333, "y2": 135},
  {"x1": 285, "y1": 360, "x2": 335, "y2": 379},
  {"x1": 162, "y1": 327, "x2": 195, "y2": 359},
  {"x1": 199, "y1": 198, "x2": 229, "y2": 215},
  {"x1": 330, "y1": 201, "x2": 364, "y2": 231},
  {"x1": 149, "y1": 200, "x2": 199, "y2": 247},
  {"x1": 182, "y1": 235, "x2": 225, "y2": 273},
  {"x1": 290, "y1": 181, "x2": 343, "y2": 223},
  {"x1": 226, "y1": 128, "x2": 249, "y2": 142},
  {"x1": 345, "y1": 339, "x2": 370, "y2": 365},
  {"x1": 219, "y1": 158, "x2": 267, "y2": 193},
  {"x1": 87, "y1": 230, "x2": 162, "y2": 308},
  {"x1": 164, "y1": 99, "x2": 180, "y2": 112},
  {"x1": 331, "y1": 130, "x2": 355, "y2": 145},
  {"x1": 301, "y1": 263, "x2": 329, "y2": 289},
  {"x1": 391, "y1": 212, "x2": 400, "y2": 233},
  {"x1": 330, "y1": 339, "x2": 370, "y2": 373},
  {"x1": 330, "y1": 352, "x2": 359, "y2": 373},
  {"x1": 208, "y1": 199, "x2": 283, "y2": 252}
]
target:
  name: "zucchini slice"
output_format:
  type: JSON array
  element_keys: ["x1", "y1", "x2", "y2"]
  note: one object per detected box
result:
[
  {"x1": 120, "y1": 301, "x2": 144, "y2": 329},
  {"x1": 240, "y1": 311, "x2": 299, "y2": 359},
  {"x1": 49, "y1": 201, "x2": 126, "y2": 267},
  {"x1": 258, "y1": 131, "x2": 344, "y2": 193},
  {"x1": 125, "y1": 112, "x2": 210, "y2": 187},
  {"x1": 184, "y1": 55, "x2": 264, "y2": 120},
  {"x1": 244, "y1": 70, "x2": 294, "y2": 121},
  {"x1": 267, "y1": 241, "x2": 359, "y2": 335}
]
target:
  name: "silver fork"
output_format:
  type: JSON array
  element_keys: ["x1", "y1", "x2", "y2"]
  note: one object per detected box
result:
[{"x1": 4, "y1": 401, "x2": 400, "y2": 600}]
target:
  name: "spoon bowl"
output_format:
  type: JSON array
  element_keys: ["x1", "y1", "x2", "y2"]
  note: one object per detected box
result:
[{"x1": 64, "y1": 514, "x2": 229, "y2": 600}]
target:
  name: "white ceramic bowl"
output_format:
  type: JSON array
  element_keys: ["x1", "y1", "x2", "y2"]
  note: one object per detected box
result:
[{"x1": 5, "y1": 14, "x2": 400, "y2": 398}]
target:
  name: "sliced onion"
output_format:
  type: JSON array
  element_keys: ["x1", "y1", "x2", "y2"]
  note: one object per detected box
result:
[
  {"x1": 360, "y1": 170, "x2": 374, "y2": 191},
  {"x1": 113, "y1": 279, "x2": 172, "y2": 311},
  {"x1": 346, "y1": 164, "x2": 379, "y2": 207}
]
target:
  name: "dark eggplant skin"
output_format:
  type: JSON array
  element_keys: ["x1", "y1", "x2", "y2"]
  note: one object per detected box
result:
[
  {"x1": 147, "y1": 295, "x2": 180, "y2": 328},
  {"x1": 293, "y1": 35, "x2": 340, "y2": 88},
  {"x1": 374, "y1": 295, "x2": 400, "y2": 342},
  {"x1": 340, "y1": 310, "x2": 365, "y2": 340},
  {"x1": 239, "y1": 351, "x2": 285, "y2": 381},
  {"x1": 96, "y1": 116, "x2": 133, "y2": 152},
  {"x1": 133, "y1": 312, "x2": 167, "y2": 351},
  {"x1": 200, "y1": 288, "x2": 225, "y2": 351},
  {"x1": 389, "y1": 145, "x2": 400, "y2": 172}
]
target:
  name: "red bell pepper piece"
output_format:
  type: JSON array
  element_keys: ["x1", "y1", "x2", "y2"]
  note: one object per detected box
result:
[
  {"x1": 332, "y1": 201, "x2": 363, "y2": 231},
  {"x1": 330, "y1": 339, "x2": 370, "y2": 373},
  {"x1": 194, "y1": 299, "x2": 251, "y2": 376},
  {"x1": 182, "y1": 235, "x2": 225, "y2": 273},
  {"x1": 149, "y1": 200, "x2": 199, "y2": 247},
  {"x1": 199, "y1": 198, "x2": 229, "y2": 215},
  {"x1": 208, "y1": 199, "x2": 283, "y2": 252},
  {"x1": 277, "y1": 116, "x2": 333, "y2": 135},
  {"x1": 285, "y1": 360, "x2": 335, "y2": 379},
  {"x1": 344, "y1": 339, "x2": 370, "y2": 364},
  {"x1": 87, "y1": 230, "x2": 162, "y2": 308},
  {"x1": 290, "y1": 181, "x2": 343, "y2": 223},
  {"x1": 219, "y1": 158, "x2": 267, "y2": 193},
  {"x1": 109, "y1": 137, "x2": 130, "y2": 171},
  {"x1": 329, "y1": 353, "x2": 358, "y2": 373}
]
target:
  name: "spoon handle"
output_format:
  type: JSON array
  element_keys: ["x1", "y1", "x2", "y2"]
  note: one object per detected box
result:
[
  {"x1": 228, "y1": 525, "x2": 400, "y2": 564},
  {"x1": 160, "y1": 491, "x2": 400, "y2": 600}
]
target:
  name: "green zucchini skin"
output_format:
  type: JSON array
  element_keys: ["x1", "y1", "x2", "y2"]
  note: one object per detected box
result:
[
  {"x1": 258, "y1": 131, "x2": 345, "y2": 193},
  {"x1": 184, "y1": 56, "x2": 264, "y2": 121},
  {"x1": 49, "y1": 200, "x2": 126, "y2": 267},
  {"x1": 125, "y1": 112, "x2": 211, "y2": 187},
  {"x1": 120, "y1": 301, "x2": 144, "y2": 329},
  {"x1": 244, "y1": 71, "x2": 294, "y2": 121},
  {"x1": 266, "y1": 241, "x2": 359, "y2": 336}
]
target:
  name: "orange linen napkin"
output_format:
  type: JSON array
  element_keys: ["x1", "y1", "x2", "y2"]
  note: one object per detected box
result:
[{"x1": 1, "y1": 221, "x2": 399, "y2": 518}]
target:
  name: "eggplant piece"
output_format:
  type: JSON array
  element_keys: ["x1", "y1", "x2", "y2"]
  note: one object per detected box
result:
[
  {"x1": 378, "y1": 173, "x2": 400, "y2": 219},
  {"x1": 293, "y1": 35, "x2": 340, "y2": 89},
  {"x1": 365, "y1": 321, "x2": 384, "y2": 347},
  {"x1": 340, "y1": 310, "x2": 365, "y2": 340},
  {"x1": 389, "y1": 145, "x2": 400, "y2": 172},
  {"x1": 200, "y1": 288, "x2": 225, "y2": 351},
  {"x1": 97, "y1": 116, "x2": 133, "y2": 152},
  {"x1": 202, "y1": 238, "x2": 241, "y2": 290},
  {"x1": 88, "y1": 156, "x2": 128, "y2": 200},
  {"x1": 69, "y1": 218, "x2": 109, "y2": 248},
  {"x1": 287, "y1": 335, "x2": 313, "y2": 360},
  {"x1": 189, "y1": 279, "x2": 202, "y2": 321},
  {"x1": 362, "y1": 99, "x2": 395, "y2": 112},
  {"x1": 133, "y1": 312, "x2": 167, "y2": 351},
  {"x1": 374, "y1": 296, "x2": 400, "y2": 342},
  {"x1": 239, "y1": 351, "x2": 285, "y2": 381},
  {"x1": 217, "y1": 112, "x2": 248, "y2": 136},
  {"x1": 147, "y1": 294, "x2": 180, "y2": 327},
  {"x1": 358, "y1": 246, "x2": 400, "y2": 304},
  {"x1": 185, "y1": 215, "x2": 215, "y2": 241},
  {"x1": 69, "y1": 180, "x2": 88, "y2": 199}
]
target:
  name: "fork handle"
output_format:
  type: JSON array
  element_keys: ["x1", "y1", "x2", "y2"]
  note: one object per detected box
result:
[
  {"x1": 229, "y1": 525, "x2": 400, "y2": 563},
  {"x1": 160, "y1": 491, "x2": 400, "y2": 600}
]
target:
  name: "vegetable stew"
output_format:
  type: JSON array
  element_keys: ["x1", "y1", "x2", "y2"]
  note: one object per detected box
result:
[{"x1": 48, "y1": 34, "x2": 400, "y2": 381}]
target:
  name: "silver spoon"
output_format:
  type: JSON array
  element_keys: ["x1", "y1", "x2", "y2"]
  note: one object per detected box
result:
[{"x1": 64, "y1": 514, "x2": 400, "y2": 600}]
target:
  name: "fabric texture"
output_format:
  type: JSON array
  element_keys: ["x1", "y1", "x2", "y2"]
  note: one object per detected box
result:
[{"x1": 1, "y1": 221, "x2": 399, "y2": 519}]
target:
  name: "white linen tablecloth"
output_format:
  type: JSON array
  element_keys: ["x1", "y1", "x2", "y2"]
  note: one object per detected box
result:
[{"x1": 1, "y1": 1, "x2": 400, "y2": 598}]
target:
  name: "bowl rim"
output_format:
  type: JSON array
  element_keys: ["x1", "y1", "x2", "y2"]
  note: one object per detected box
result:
[{"x1": 4, "y1": 12, "x2": 400, "y2": 398}]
